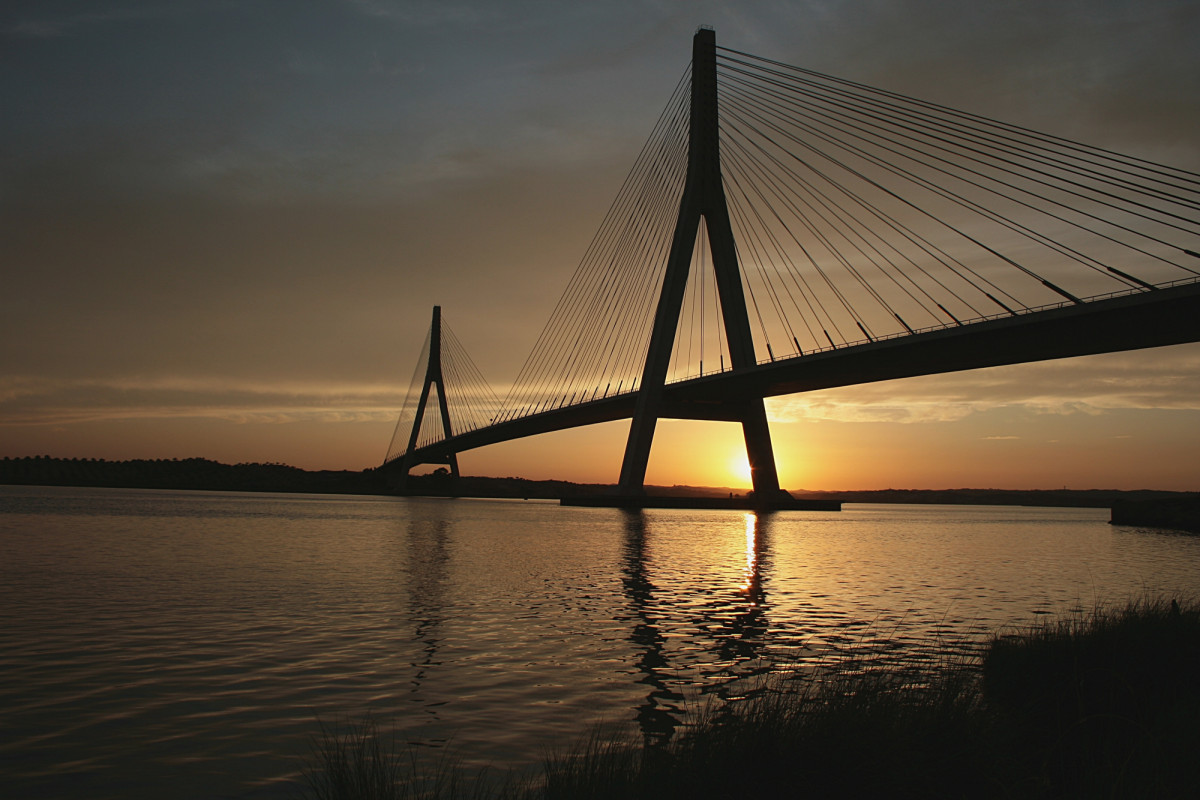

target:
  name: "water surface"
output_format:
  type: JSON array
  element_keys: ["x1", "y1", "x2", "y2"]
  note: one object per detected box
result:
[{"x1": 2, "y1": 486, "x2": 1197, "y2": 798}]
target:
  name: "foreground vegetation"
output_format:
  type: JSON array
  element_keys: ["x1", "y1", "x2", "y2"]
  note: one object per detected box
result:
[{"x1": 304, "y1": 597, "x2": 1200, "y2": 799}]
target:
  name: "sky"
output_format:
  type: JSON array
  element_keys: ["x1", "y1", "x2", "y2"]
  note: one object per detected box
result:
[{"x1": 4, "y1": 0, "x2": 1200, "y2": 491}]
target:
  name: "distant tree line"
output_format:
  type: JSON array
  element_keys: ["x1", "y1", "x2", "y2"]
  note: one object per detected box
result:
[
  {"x1": 3, "y1": 457, "x2": 1196, "y2": 511},
  {"x1": 0, "y1": 456, "x2": 386, "y2": 495}
]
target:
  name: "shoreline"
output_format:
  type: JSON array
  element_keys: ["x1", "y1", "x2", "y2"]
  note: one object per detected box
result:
[{"x1": 3, "y1": 456, "x2": 1197, "y2": 524}]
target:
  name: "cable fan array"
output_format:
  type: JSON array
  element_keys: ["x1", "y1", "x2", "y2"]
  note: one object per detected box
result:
[
  {"x1": 384, "y1": 312, "x2": 500, "y2": 463},
  {"x1": 391, "y1": 45, "x2": 1200, "y2": 453},
  {"x1": 715, "y1": 46, "x2": 1200, "y2": 359},
  {"x1": 493, "y1": 70, "x2": 693, "y2": 423}
]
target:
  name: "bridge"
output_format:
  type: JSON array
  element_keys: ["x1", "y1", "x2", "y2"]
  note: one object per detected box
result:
[{"x1": 383, "y1": 28, "x2": 1200, "y2": 503}]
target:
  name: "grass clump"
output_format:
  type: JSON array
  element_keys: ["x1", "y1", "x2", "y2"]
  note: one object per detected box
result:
[
  {"x1": 532, "y1": 668, "x2": 993, "y2": 799},
  {"x1": 302, "y1": 715, "x2": 497, "y2": 800},
  {"x1": 303, "y1": 716, "x2": 410, "y2": 800},
  {"x1": 982, "y1": 596, "x2": 1200, "y2": 798},
  {"x1": 304, "y1": 597, "x2": 1200, "y2": 799}
]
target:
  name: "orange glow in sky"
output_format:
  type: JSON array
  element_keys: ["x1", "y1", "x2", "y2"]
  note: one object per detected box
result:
[
  {"x1": 729, "y1": 451, "x2": 753, "y2": 489},
  {"x1": 3, "y1": 4, "x2": 1199, "y2": 492}
]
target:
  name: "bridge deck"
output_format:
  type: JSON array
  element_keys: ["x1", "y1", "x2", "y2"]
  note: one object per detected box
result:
[{"x1": 387, "y1": 278, "x2": 1200, "y2": 469}]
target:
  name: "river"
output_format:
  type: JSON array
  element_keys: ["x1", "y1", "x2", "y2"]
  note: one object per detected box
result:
[{"x1": 2, "y1": 485, "x2": 1197, "y2": 798}]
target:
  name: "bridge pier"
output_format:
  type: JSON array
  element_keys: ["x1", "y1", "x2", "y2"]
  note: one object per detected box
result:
[
  {"x1": 740, "y1": 400, "x2": 786, "y2": 500},
  {"x1": 617, "y1": 27, "x2": 790, "y2": 503},
  {"x1": 393, "y1": 451, "x2": 460, "y2": 495}
]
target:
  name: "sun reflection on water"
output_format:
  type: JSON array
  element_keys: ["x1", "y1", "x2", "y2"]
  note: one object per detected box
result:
[{"x1": 740, "y1": 512, "x2": 758, "y2": 600}]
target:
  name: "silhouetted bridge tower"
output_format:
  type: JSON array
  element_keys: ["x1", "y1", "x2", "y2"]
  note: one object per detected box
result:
[
  {"x1": 624, "y1": 28, "x2": 787, "y2": 500},
  {"x1": 384, "y1": 28, "x2": 1200, "y2": 503},
  {"x1": 396, "y1": 305, "x2": 459, "y2": 485}
]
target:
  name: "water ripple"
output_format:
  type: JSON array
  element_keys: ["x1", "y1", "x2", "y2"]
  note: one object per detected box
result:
[{"x1": 3, "y1": 488, "x2": 1199, "y2": 798}]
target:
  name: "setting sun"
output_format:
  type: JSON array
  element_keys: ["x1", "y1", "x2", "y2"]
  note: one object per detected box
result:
[{"x1": 729, "y1": 451, "x2": 753, "y2": 488}]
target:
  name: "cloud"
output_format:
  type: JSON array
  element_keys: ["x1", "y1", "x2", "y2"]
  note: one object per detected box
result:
[
  {"x1": 368, "y1": 51, "x2": 426, "y2": 77},
  {"x1": 343, "y1": 0, "x2": 497, "y2": 27},
  {"x1": 768, "y1": 397, "x2": 981, "y2": 424},
  {"x1": 0, "y1": 375, "x2": 406, "y2": 427},
  {"x1": 983, "y1": 435, "x2": 1020, "y2": 440},
  {"x1": 4, "y1": 3, "x2": 188, "y2": 39}
]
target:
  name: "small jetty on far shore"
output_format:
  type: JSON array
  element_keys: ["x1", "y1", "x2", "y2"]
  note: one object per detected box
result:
[{"x1": 1111, "y1": 497, "x2": 1200, "y2": 534}]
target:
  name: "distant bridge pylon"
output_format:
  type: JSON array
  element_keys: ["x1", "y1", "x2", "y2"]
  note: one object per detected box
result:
[{"x1": 391, "y1": 306, "x2": 458, "y2": 492}]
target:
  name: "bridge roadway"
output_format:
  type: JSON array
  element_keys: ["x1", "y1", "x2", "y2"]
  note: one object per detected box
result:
[{"x1": 387, "y1": 278, "x2": 1200, "y2": 469}]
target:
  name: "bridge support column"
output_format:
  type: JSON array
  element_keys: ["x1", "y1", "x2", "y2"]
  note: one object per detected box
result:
[
  {"x1": 618, "y1": 27, "x2": 789, "y2": 502},
  {"x1": 740, "y1": 400, "x2": 782, "y2": 497}
]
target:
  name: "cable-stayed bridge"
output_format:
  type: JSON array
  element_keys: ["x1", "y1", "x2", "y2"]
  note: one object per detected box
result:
[{"x1": 383, "y1": 28, "x2": 1200, "y2": 503}]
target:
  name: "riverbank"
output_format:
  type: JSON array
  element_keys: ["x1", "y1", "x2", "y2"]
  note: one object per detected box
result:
[
  {"x1": 305, "y1": 597, "x2": 1200, "y2": 799},
  {"x1": 3, "y1": 457, "x2": 1196, "y2": 512}
]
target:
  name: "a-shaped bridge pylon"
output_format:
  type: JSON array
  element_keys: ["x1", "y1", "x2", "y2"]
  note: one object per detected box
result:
[
  {"x1": 618, "y1": 27, "x2": 789, "y2": 500},
  {"x1": 384, "y1": 305, "x2": 500, "y2": 493}
]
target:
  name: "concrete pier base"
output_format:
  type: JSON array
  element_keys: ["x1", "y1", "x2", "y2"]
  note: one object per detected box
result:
[{"x1": 561, "y1": 495, "x2": 840, "y2": 511}]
